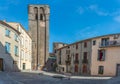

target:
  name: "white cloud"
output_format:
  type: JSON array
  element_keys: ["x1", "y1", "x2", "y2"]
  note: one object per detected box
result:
[
  {"x1": 77, "y1": 7, "x2": 84, "y2": 14},
  {"x1": 89, "y1": 4, "x2": 98, "y2": 10},
  {"x1": 88, "y1": 4, "x2": 109, "y2": 16},
  {"x1": 75, "y1": 26, "x2": 99, "y2": 40},
  {"x1": 114, "y1": 15, "x2": 120, "y2": 23},
  {"x1": 77, "y1": 4, "x2": 109, "y2": 16}
]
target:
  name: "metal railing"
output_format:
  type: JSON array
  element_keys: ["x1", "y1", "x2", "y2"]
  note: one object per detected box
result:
[
  {"x1": 99, "y1": 41, "x2": 120, "y2": 47},
  {"x1": 74, "y1": 60, "x2": 79, "y2": 64}
]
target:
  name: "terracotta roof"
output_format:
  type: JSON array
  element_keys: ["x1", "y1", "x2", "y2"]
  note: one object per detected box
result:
[
  {"x1": 0, "y1": 21, "x2": 20, "y2": 34},
  {"x1": 57, "y1": 33, "x2": 120, "y2": 50},
  {"x1": 7, "y1": 22, "x2": 32, "y2": 38}
]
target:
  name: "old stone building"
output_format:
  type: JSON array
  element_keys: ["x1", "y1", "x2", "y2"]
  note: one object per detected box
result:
[
  {"x1": 0, "y1": 20, "x2": 32, "y2": 71},
  {"x1": 28, "y1": 5, "x2": 50, "y2": 70},
  {"x1": 7, "y1": 22, "x2": 32, "y2": 71},
  {"x1": 56, "y1": 33, "x2": 120, "y2": 76},
  {"x1": 0, "y1": 21, "x2": 20, "y2": 71}
]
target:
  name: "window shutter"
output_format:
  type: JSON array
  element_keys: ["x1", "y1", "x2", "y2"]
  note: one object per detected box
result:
[
  {"x1": 102, "y1": 50, "x2": 105, "y2": 61},
  {"x1": 97, "y1": 50, "x2": 100, "y2": 60}
]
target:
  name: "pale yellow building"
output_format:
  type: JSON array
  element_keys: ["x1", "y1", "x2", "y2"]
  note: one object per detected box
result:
[
  {"x1": 56, "y1": 33, "x2": 120, "y2": 76},
  {"x1": 91, "y1": 34, "x2": 120, "y2": 76},
  {"x1": 0, "y1": 21, "x2": 20, "y2": 71},
  {"x1": 7, "y1": 22, "x2": 32, "y2": 71}
]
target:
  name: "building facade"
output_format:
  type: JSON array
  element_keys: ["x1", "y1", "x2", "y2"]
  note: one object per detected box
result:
[
  {"x1": 7, "y1": 22, "x2": 32, "y2": 70},
  {"x1": 53, "y1": 42, "x2": 68, "y2": 54},
  {"x1": 56, "y1": 40, "x2": 92, "y2": 75},
  {"x1": 0, "y1": 21, "x2": 20, "y2": 71},
  {"x1": 56, "y1": 33, "x2": 120, "y2": 76},
  {"x1": 28, "y1": 5, "x2": 50, "y2": 70}
]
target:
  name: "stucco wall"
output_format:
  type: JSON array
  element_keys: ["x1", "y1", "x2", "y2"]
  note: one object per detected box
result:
[{"x1": 91, "y1": 35, "x2": 120, "y2": 76}]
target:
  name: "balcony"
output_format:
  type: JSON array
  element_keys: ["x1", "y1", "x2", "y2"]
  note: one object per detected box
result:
[
  {"x1": 74, "y1": 60, "x2": 79, "y2": 64},
  {"x1": 65, "y1": 58, "x2": 71, "y2": 65},
  {"x1": 65, "y1": 59, "x2": 71, "y2": 65},
  {"x1": 82, "y1": 59, "x2": 88, "y2": 64},
  {"x1": 99, "y1": 41, "x2": 120, "y2": 48}
]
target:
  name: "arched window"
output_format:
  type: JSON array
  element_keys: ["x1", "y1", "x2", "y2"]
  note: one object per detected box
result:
[
  {"x1": 34, "y1": 7, "x2": 38, "y2": 20},
  {"x1": 40, "y1": 14, "x2": 43, "y2": 20},
  {"x1": 40, "y1": 7, "x2": 44, "y2": 21}
]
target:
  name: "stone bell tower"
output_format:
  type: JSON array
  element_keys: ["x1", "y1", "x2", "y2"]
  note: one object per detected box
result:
[{"x1": 28, "y1": 5, "x2": 50, "y2": 70}]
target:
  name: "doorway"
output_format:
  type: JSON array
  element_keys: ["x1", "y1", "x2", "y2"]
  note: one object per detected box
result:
[
  {"x1": 117, "y1": 64, "x2": 120, "y2": 76},
  {"x1": 23, "y1": 63, "x2": 26, "y2": 70},
  {"x1": 0, "y1": 58, "x2": 3, "y2": 71}
]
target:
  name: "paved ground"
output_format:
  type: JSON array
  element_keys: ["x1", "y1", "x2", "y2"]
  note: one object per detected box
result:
[{"x1": 0, "y1": 71, "x2": 120, "y2": 84}]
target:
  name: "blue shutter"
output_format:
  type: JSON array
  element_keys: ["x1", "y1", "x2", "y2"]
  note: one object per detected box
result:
[
  {"x1": 5, "y1": 29, "x2": 10, "y2": 36},
  {"x1": 15, "y1": 46, "x2": 18, "y2": 56},
  {"x1": 5, "y1": 42, "x2": 10, "y2": 53}
]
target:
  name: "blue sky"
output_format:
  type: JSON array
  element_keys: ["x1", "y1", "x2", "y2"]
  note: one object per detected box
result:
[{"x1": 0, "y1": 0, "x2": 120, "y2": 52}]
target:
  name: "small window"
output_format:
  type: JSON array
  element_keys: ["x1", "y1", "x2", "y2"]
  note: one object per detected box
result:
[
  {"x1": 63, "y1": 67, "x2": 64, "y2": 71},
  {"x1": 34, "y1": 7, "x2": 38, "y2": 20},
  {"x1": 5, "y1": 29, "x2": 10, "y2": 37},
  {"x1": 5, "y1": 42, "x2": 10, "y2": 53},
  {"x1": 14, "y1": 46, "x2": 18, "y2": 56},
  {"x1": 54, "y1": 50, "x2": 56, "y2": 53},
  {"x1": 76, "y1": 44, "x2": 78, "y2": 49},
  {"x1": 40, "y1": 14, "x2": 43, "y2": 20},
  {"x1": 98, "y1": 50, "x2": 105, "y2": 61},
  {"x1": 14, "y1": 34, "x2": 18, "y2": 41},
  {"x1": 84, "y1": 42, "x2": 87, "y2": 48},
  {"x1": 93, "y1": 40, "x2": 96, "y2": 45},
  {"x1": 83, "y1": 52, "x2": 87, "y2": 60},
  {"x1": 75, "y1": 53, "x2": 78, "y2": 60},
  {"x1": 114, "y1": 35, "x2": 119, "y2": 39},
  {"x1": 98, "y1": 66, "x2": 104, "y2": 74}
]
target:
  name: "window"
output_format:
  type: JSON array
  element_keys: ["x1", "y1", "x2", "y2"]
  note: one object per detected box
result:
[
  {"x1": 14, "y1": 34, "x2": 18, "y2": 41},
  {"x1": 76, "y1": 44, "x2": 78, "y2": 49},
  {"x1": 93, "y1": 40, "x2": 96, "y2": 45},
  {"x1": 98, "y1": 50, "x2": 105, "y2": 61},
  {"x1": 101, "y1": 38, "x2": 109, "y2": 46},
  {"x1": 34, "y1": 7, "x2": 38, "y2": 20},
  {"x1": 5, "y1": 42, "x2": 10, "y2": 53},
  {"x1": 114, "y1": 35, "x2": 119, "y2": 39},
  {"x1": 14, "y1": 46, "x2": 18, "y2": 56},
  {"x1": 54, "y1": 50, "x2": 56, "y2": 53},
  {"x1": 84, "y1": 42, "x2": 87, "y2": 48},
  {"x1": 40, "y1": 14, "x2": 43, "y2": 20},
  {"x1": 83, "y1": 52, "x2": 87, "y2": 59},
  {"x1": 5, "y1": 29, "x2": 10, "y2": 37},
  {"x1": 83, "y1": 52, "x2": 88, "y2": 63},
  {"x1": 66, "y1": 50, "x2": 70, "y2": 54},
  {"x1": 98, "y1": 66, "x2": 104, "y2": 74},
  {"x1": 75, "y1": 53, "x2": 78, "y2": 60},
  {"x1": 63, "y1": 67, "x2": 64, "y2": 71}
]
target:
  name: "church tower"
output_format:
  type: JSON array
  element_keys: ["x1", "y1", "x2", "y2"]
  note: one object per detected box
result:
[{"x1": 28, "y1": 5, "x2": 50, "y2": 70}]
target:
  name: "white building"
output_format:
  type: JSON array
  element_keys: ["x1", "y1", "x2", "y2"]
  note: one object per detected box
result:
[{"x1": 7, "y1": 22, "x2": 32, "y2": 70}]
